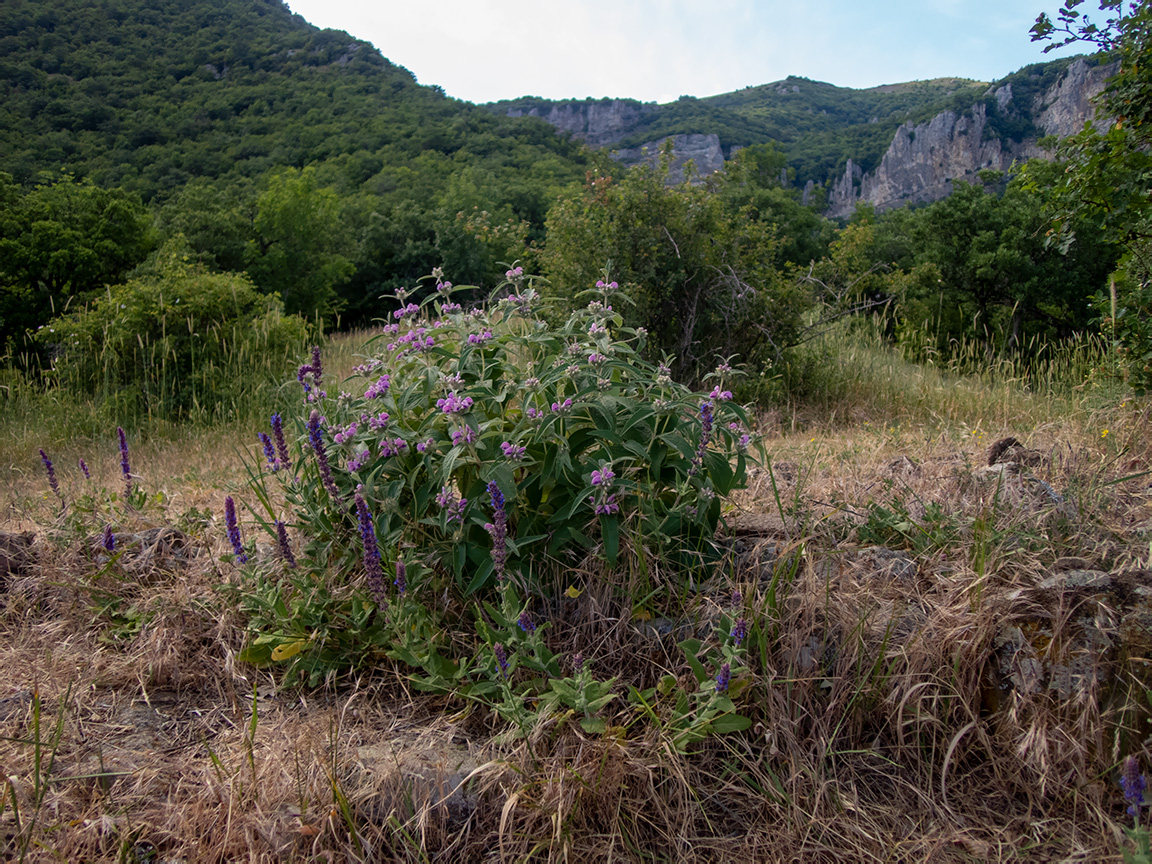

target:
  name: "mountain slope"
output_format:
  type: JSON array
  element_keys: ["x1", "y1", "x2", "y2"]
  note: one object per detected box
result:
[{"x1": 0, "y1": 0, "x2": 590, "y2": 202}]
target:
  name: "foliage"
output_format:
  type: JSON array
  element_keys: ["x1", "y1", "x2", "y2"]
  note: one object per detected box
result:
[
  {"x1": 234, "y1": 273, "x2": 754, "y2": 745},
  {"x1": 37, "y1": 241, "x2": 310, "y2": 423},
  {"x1": 1027, "y1": 0, "x2": 1152, "y2": 393},
  {"x1": 0, "y1": 172, "x2": 155, "y2": 350},
  {"x1": 542, "y1": 151, "x2": 810, "y2": 381},
  {"x1": 244, "y1": 166, "x2": 355, "y2": 319}
]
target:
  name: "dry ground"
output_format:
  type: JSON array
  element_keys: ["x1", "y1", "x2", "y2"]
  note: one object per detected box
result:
[{"x1": 2, "y1": 401, "x2": 1151, "y2": 862}]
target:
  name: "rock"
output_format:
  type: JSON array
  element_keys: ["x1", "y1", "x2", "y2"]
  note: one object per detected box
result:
[
  {"x1": 357, "y1": 735, "x2": 479, "y2": 821},
  {"x1": 0, "y1": 531, "x2": 36, "y2": 588},
  {"x1": 1037, "y1": 569, "x2": 1113, "y2": 592},
  {"x1": 827, "y1": 59, "x2": 1117, "y2": 218},
  {"x1": 504, "y1": 98, "x2": 655, "y2": 149},
  {"x1": 611, "y1": 134, "x2": 726, "y2": 183},
  {"x1": 986, "y1": 436, "x2": 1043, "y2": 467},
  {"x1": 854, "y1": 546, "x2": 917, "y2": 583}
]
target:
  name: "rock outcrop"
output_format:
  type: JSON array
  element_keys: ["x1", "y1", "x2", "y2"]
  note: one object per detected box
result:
[
  {"x1": 610, "y1": 134, "x2": 726, "y2": 183},
  {"x1": 827, "y1": 59, "x2": 1116, "y2": 218},
  {"x1": 504, "y1": 99, "x2": 654, "y2": 149}
]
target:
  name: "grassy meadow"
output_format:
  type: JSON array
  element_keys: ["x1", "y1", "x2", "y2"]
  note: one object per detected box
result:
[{"x1": 2, "y1": 323, "x2": 1150, "y2": 862}]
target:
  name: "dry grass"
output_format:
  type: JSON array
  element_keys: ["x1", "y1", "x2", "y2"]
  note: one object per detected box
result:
[{"x1": 2, "y1": 332, "x2": 1151, "y2": 861}]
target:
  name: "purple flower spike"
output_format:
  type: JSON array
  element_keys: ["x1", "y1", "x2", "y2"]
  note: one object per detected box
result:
[
  {"x1": 117, "y1": 426, "x2": 132, "y2": 498},
  {"x1": 517, "y1": 610, "x2": 536, "y2": 634},
  {"x1": 270, "y1": 414, "x2": 290, "y2": 469},
  {"x1": 1122, "y1": 755, "x2": 1148, "y2": 819},
  {"x1": 275, "y1": 520, "x2": 297, "y2": 568},
  {"x1": 224, "y1": 496, "x2": 247, "y2": 564},
  {"x1": 486, "y1": 480, "x2": 508, "y2": 582},
  {"x1": 257, "y1": 432, "x2": 277, "y2": 470},
  {"x1": 102, "y1": 524, "x2": 115, "y2": 553},
  {"x1": 310, "y1": 345, "x2": 323, "y2": 385},
  {"x1": 715, "y1": 662, "x2": 731, "y2": 693},
  {"x1": 307, "y1": 410, "x2": 342, "y2": 501},
  {"x1": 78, "y1": 458, "x2": 91, "y2": 480},
  {"x1": 689, "y1": 402, "x2": 714, "y2": 477},
  {"x1": 395, "y1": 559, "x2": 407, "y2": 594},
  {"x1": 731, "y1": 618, "x2": 748, "y2": 648},
  {"x1": 353, "y1": 491, "x2": 386, "y2": 606},
  {"x1": 494, "y1": 643, "x2": 510, "y2": 678},
  {"x1": 39, "y1": 449, "x2": 61, "y2": 502}
]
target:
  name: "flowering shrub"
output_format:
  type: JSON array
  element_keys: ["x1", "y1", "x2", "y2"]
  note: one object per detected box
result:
[{"x1": 236, "y1": 272, "x2": 755, "y2": 738}]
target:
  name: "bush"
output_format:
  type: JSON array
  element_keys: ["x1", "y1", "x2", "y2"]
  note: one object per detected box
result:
[
  {"x1": 234, "y1": 273, "x2": 756, "y2": 742},
  {"x1": 38, "y1": 243, "x2": 311, "y2": 424}
]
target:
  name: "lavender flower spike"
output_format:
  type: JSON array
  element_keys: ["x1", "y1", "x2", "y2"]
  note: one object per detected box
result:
[
  {"x1": 275, "y1": 520, "x2": 297, "y2": 568},
  {"x1": 715, "y1": 662, "x2": 731, "y2": 693},
  {"x1": 102, "y1": 524, "x2": 116, "y2": 553},
  {"x1": 1122, "y1": 755, "x2": 1148, "y2": 819},
  {"x1": 394, "y1": 559, "x2": 407, "y2": 594},
  {"x1": 78, "y1": 458, "x2": 91, "y2": 480},
  {"x1": 117, "y1": 426, "x2": 133, "y2": 499},
  {"x1": 270, "y1": 413, "x2": 290, "y2": 469},
  {"x1": 353, "y1": 491, "x2": 386, "y2": 606},
  {"x1": 485, "y1": 480, "x2": 508, "y2": 581},
  {"x1": 257, "y1": 432, "x2": 277, "y2": 471},
  {"x1": 494, "y1": 643, "x2": 510, "y2": 678},
  {"x1": 307, "y1": 410, "x2": 342, "y2": 501},
  {"x1": 39, "y1": 449, "x2": 62, "y2": 504},
  {"x1": 224, "y1": 496, "x2": 248, "y2": 564}
]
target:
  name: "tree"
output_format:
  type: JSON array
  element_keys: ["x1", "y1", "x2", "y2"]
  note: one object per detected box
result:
[
  {"x1": 245, "y1": 166, "x2": 355, "y2": 319},
  {"x1": 0, "y1": 172, "x2": 155, "y2": 349},
  {"x1": 542, "y1": 148, "x2": 808, "y2": 381},
  {"x1": 1028, "y1": 0, "x2": 1152, "y2": 391}
]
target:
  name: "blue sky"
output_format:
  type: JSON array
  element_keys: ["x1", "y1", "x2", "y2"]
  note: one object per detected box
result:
[{"x1": 283, "y1": 1, "x2": 1091, "y2": 104}]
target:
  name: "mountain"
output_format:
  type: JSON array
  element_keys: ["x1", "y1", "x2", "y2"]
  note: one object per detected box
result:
[
  {"x1": 0, "y1": 0, "x2": 590, "y2": 204},
  {"x1": 488, "y1": 56, "x2": 1112, "y2": 215}
]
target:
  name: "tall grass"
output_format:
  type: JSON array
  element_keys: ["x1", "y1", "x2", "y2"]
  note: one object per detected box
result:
[{"x1": 776, "y1": 314, "x2": 1124, "y2": 430}]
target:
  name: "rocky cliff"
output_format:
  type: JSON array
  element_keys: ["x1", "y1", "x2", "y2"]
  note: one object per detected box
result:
[
  {"x1": 826, "y1": 59, "x2": 1115, "y2": 218},
  {"x1": 504, "y1": 99, "x2": 654, "y2": 149},
  {"x1": 611, "y1": 134, "x2": 727, "y2": 182}
]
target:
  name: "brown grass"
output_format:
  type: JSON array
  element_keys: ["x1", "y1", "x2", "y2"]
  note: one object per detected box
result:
[{"x1": 2, "y1": 337, "x2": 1151, "y2": 860}]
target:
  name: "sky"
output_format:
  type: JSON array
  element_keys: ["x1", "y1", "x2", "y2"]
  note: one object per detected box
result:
[{"x1": 282, "y1": 1, "x2": 1090, "y2": 104}]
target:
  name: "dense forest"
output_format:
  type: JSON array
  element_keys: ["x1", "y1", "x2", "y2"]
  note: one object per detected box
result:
[{"x1": 0, "y1": 0, "x2": 1148, "y2": 414}]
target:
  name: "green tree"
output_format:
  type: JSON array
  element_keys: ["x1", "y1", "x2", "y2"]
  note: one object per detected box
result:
[
  {"x1": 245, "y1": 166, "x2": 355, "y2": 319},
  {"x1": 542, "y1": 149, "x2": 807, "y2": 380},
  {"x1": 0, "y1": 172, "x2": 155, "y2": 349},
  {"x1": 1028, "y1": 0, "x2": 1152, "y2": 392}
]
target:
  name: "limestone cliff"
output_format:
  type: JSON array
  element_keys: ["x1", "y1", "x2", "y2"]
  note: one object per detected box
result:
[
  {"x1": 826, "y1": 59, "x2": 1116, "y2": 218},
  {"x1": 610, "y1": 134, "x2": 726, "y2": 183},
  {"x1": 504, "y1": 99, "x2": 654, "y2": 149}
]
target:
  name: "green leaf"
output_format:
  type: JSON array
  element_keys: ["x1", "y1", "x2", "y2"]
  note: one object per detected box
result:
[
  {"x1": 601, "y1": 515, "x2": 619, "y2": 565},
  {"x1": 711, "y1": 713, "x2": 753, "y2": 734}
]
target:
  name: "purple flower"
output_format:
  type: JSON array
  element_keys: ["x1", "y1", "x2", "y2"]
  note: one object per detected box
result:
[
  {"x1": 486, "y1": 480, "x2": 508, "y2": 581},
  {"x1": 353, "y1": 491, "x2": 386, "y2": 606},
  {"x1": 224, "y1": 496, "x2": 247, "y2": 564},
  {"x1": 1123, "y1": 756, "x2": 1148, "y2": 819},
  {"x1": 271, "y1": 414, "x2": 290, "y2": 469},
  {"x1": 39, "y1": 449, "x2": 61, "y2": 502},
  {"x1": 257, "y1": 432, "x2": 277, "y2": 470},
  {"x1": 494, "y1": 643, "x2": 510, "y2": 677},
  {"x1": 591, "y1": 494, "x2": 619, "y2": 516},
  {"x1": 78, "y1": 458, "x2": 90, "y2": 480},
  {"x1": 709, "y1": 386, "x2": 733, "y2": 401},
  {"x1": 517, "y1": 611, "x2": 536, "y2": 634},
  {"x1": 467, "y1": 330, "x2": 494, "y2": 345},
  {"x1": 731, "y1": 589, "x2": 742, "y2": 607},
  {"x1": 591, "y1": 468, "x2": 615, "y2": 487},
  {"x1": 715, "y1": 662, "x2": 731, "y2": 693},
  {"x1": 117, "y1": 427, "x2": 133, "y2": 500},
  {"x1": 307, "y1": 410, "x2": 342, "y2": 501},
  {"x1": 310, "y1": 345, "x2": 323, "y2": 385},
  {"x1": 367, "y1": 411, "x2": 390, "y2": 431},
  {"x1": 436, "y1": 486, "x2": 467, "y2": 523},
  {"x1": 731, "y1": 618, "x2": 748, "y2": 648},
  {"x1": 416, "y1": 438, "x2": 435, "y2": 454},
  {"x1": 551, "y1": 398, "x2": 572, "y2": 414},
  {"x1": 690, "y1": 402, "x2": 714, "y2": 476},
  {"x1": 451, "y1": 425, "x2": 477, "y2": 447},
  {"x1": 365, "y1": 375, "x2": 390, "y2": 399},
  {"x1": 333, "y1": 422, "x2": 359, "y2": 445},
  {"x1": 346, "y1": 448, "x2": 371, "y2": 473},
  {"x1": 439, "y1": 301, "x2": 461, "y2": 313},
  {"x1": 501, "y1": 441, "x2": 527, "y2": 461},
  {"x1": 437, "y1": 392, "x2": 473, "y2": 414},
  {"x1": 275, "y1": 520, "x2": 297, "y2": 568},
  {"x1": 395, "y1": 559, "x2": 407, "y2": 594},
  {"x1": 102, "y1": 524, "x2": 115, "y2": 553}
]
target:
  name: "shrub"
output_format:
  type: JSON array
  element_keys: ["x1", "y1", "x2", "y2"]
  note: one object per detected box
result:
[
  {"x1": 235, "y1": 272, "x2": 755, "y2": 742},
  {"x1": 38, "y1": 242, "x2": 311, "y2": 423}
]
